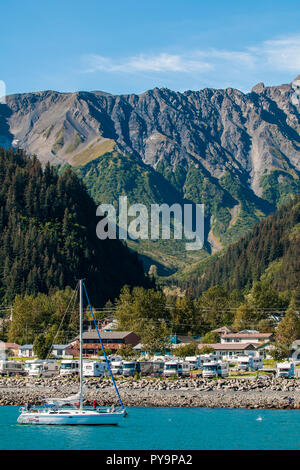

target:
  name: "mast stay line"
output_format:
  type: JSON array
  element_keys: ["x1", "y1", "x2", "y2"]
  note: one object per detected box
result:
[{"x1": 83, "y1": 282, "x2": 124, "y2": 408}]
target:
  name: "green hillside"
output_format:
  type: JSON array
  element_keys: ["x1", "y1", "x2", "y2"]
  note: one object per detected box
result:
[
  {"x1": 176, "y1": 195, "x2": 300, "y2": 296},
  {"x1": 0, "y1": 147, "x2": 152, "y2": 306},
  {"x1": 72, "y1": 151, "x2": 296, "y2": 275}
]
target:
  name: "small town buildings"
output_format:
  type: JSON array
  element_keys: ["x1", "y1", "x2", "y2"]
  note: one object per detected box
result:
[
  {"x1": 74, "y1": 331, "x2": 140, "y2": 356},
  {"x1": 198, "y1": 342, "x2": 257, "y2": 359},
  {"x1": 51, "y1": 344, "x2": 74, "y2": 358},
  {"x1": 220, "y1": 332, "x2": 273, "y2": 344},
  {"x1": 18, "y1": 344, "x2": 34, "y2": 357},
  {"x1": 0, "y1": 341, "x2": 20, "y2": 357}
]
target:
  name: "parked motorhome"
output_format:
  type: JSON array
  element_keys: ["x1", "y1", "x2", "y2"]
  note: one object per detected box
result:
[
  {"x1": 82, "y1": 361, "x2": 108, "y2": 377},
  {"x1": 202, "y1": 361, "x2": 229, "y2": 378},
  {"x1": 25, "y1": 359, "x2": 59, "y2": 377},
  {"x1": 136, "y1": 361, "x2": 154, "y2": 376},
  {"x1": 237, "y1": 356, "x2": 263, "y2": 371},
  {"x1": 199, "y1": 354, "x2": 217, "y2": 367},
  {"x1": 110, "y1": 360, "x2": 123, "y2": 375},
  {"x1": 276, "y1": 362, "x2": 295, "y2": 378},
  {"x1": 185, "y1": 356, "x2": 201, "y2": 370},
  {"x1": 151, "y1": 360, "x2": 165, "y2": 376},
  {"x1": 60, "y1": 360, "x2": 79, "y2": 376},
  {"x1": 0, "y1": 360, "x2": 26, "y2": 376},
  {"x1": 163, "y1": 360, "x2": 190, "y2": 377},
  {"x1": 122, "y1": 360, "x2": 137, "y2": 377}
]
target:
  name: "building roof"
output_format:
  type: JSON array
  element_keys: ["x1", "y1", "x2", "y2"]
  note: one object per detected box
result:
[
  {"x1": 19, "y1": 344, "x2": 33, "y2": 349},
  {"x1": 77, "y1": 331, "x2": 137, "y2": 341},
  {"x1": 199, "y1": 343, "x2": 256, "y2": 351},
  {"x1": 2, "y1": 342, "x2": 20, "y2": 349},
  {"x1": 52, "y1": 344, "x2": 69, "y2": 350},
  {"x1": 222, "y1": 333, "x2": 273, "y2": 339}
]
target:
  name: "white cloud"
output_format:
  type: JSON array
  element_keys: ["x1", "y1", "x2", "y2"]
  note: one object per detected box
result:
[
  {"x1": 84, "y1": 52, "x2": 212, "y2": 74},
  {"x1": 250, "y1": 36, "x2": 300, "y2": 72},
  {"x1": 82, "y1": 35, "x2": 300, "y2": 78}
]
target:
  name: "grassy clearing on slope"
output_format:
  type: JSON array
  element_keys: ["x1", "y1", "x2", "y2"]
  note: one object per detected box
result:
[{"x1": 70, "y1": 138, "x2": 116, "y2": 166}]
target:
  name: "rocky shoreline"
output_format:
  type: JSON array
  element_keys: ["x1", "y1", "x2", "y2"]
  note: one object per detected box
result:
[{"x1": 1, "y1": 376, "x2": 300, "y2": 409}]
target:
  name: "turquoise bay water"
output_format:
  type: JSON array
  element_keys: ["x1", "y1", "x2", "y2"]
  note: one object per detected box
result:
[{"x1": 0, "y1": 406, "x2": 299, "y2": 450}]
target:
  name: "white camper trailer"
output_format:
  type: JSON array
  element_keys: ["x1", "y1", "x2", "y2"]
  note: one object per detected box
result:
[
  {"x1": 110, "y1": 360, "x2": 123, "y2": 375},
  {"x1": 25, "y1": 359, "x2": 59, "y2": 377},
  {"x1": 185, "y1": 356, "x2": 202, "y2": 370},
  {"x1": 163, "y1": 360, "x2": 191, "y2": 377},
  {"x1": 0, "y1": 360, "x2": 26, "y2": 376},
  {"x1": 60, "y1": 359, "x2": 79, "y2": 376},
  {"x1": 202, "y1": 361, "x2": 229, "y2": 378},
  {"x1": 122, "y1": 360, "x2": 137, "y2": 377},
  {"x1": 199, "y1": 354, "x2": 217, "y2": 367},
  {"x1": 82, "y1": 360, "x2": 109, "y2": 377},
  {"x1": 276, "y1": 362, "x2": 295, "y2": 378},
  {"x1": 237, "y1": 356, "x2": 263, "y2": 371}
]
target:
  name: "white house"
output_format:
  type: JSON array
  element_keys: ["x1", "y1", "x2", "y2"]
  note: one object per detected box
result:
[
  {"x1": 18, "y1": 344, "x2": 34, "y2": 357},
  {"x1": 199, "y1": 342, "x2": 258, "y2": 359},
  {"x1": 220, "y1": 332, "x2": 273, "y2": 344},
  {"x1": 51, "y1": 344, "x2": 74, "y2": 358}
]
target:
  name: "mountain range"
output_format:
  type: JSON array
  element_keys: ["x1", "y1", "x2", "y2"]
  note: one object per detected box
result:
[{"x1": 0, "y1": 77, "x2": 299, "y2": 275}]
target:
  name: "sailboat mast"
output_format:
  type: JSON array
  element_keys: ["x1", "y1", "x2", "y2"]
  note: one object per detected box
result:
[{"x1": 79, "y1": 279, "x2": 83, "y2": 410}]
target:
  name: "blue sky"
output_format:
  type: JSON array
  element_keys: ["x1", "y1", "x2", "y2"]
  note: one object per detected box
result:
[{"x1": 1, "y1": 0, "x2": 300, "y2": 96}]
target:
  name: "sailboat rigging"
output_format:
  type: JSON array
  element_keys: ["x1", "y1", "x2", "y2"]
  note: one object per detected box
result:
[{"x1": 17, "y1": 280, "x2": 127, "y2": 425}]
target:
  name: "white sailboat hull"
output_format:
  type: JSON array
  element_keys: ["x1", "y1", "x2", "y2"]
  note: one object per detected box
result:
[
  {"x1": 17, "y1": 408, "x2": 126, "y2": 425},
  {"x1": 17, "y1": 281, "x2": 127, "y2": 427}
]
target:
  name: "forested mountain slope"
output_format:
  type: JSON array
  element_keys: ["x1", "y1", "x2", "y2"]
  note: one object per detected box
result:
[
  {"x1": 179, "y1": 195, "x2": 300, "y2": 296},
  {"x1": 1, "y1": 77, "x2": 299, "y2": 273},
  {"x1": 0, "y1": 147, "x2": 152, "y2": 305}
]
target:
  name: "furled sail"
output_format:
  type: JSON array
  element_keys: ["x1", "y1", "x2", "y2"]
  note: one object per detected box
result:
[{"x1": 43, "y1": 392, "x2": 80, "y2": 406}]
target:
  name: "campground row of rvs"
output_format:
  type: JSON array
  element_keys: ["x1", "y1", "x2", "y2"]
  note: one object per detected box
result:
[
  {"x1": 0, "y1": 354, "x2": 228, "y2": 378},
  {"x1": 0, "y1": 355, "x2": 297, "y2": 378}
]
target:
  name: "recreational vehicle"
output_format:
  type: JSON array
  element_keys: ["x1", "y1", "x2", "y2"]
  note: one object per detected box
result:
[
  {"x1": 25, "y1": 359, "x2": 59, "y2": 377},
  {"x1": 122, "y1": 360, "x2": 137, "y2": 377},
  {"x1": 202, "y1": 361, "x2": 229, "y2": 378},
  {"x1": 198, "y1": 354, "x2": 217, "y2": 367},
  {"x1": 151, "y1": 360, "x2": 165, "y2": 376},
  {"x1": 237, "y1": 356, "x2": 263, "y2": 371},
  {"x1": 163, "y1": 360, "x2": 190, "y2": 377},
  {"x1": 185, "y1": 356, "x2": 202, "y2": 370},
  {"x1": 82, "y1": 360, "x2": 109, "y2": 377},
  {"x1": 110, "y1": 360, "x2": 123, "y2": 375},
  {"x1": 60, "y1": 359, "x2": 79, "y2": 376},
  {"x1": 0, "y1": 360, "x2": 26, "y2": 376},
  {"x1": 276, "y1": 362, "x2": 295, "y2": 378},
  {"x1": 136, "y1": 361, "x2": 154, "y2": 376}
]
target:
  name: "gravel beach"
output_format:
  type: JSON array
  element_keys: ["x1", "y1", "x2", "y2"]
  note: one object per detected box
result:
[{"x1": 1, "y1": 376, "x2": 300, "y2": 409}]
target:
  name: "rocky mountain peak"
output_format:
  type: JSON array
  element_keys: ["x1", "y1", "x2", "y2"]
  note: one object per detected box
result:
[
  {"x1": 0, "y1": 79, "x2": 299, "y2": 270},
  {"x1": 251, "y1": 82, "x2": 265, "y2": 93}
]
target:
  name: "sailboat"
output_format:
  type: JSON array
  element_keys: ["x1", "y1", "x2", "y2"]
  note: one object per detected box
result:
[{"x1": 17, "y1": 280, "x2": 127, "y2": 425}]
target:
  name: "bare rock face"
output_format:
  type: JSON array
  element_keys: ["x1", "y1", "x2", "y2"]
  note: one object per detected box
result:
[
  {"x1": 1, "y1": 79, "x2": 299, "y2": 194},
  {"x1": 0, "y1": 79, "x2": 299, "y2": 258}
]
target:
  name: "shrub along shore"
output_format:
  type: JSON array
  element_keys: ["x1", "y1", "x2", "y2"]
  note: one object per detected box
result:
[{"x1": 0, "y1": 376, "x2": 300, "y2": 409}]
